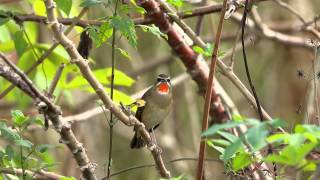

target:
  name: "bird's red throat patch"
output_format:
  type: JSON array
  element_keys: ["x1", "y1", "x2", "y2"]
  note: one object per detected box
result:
[{"x1": 157, "y1": 83, "x2": 170, "y2": 93}]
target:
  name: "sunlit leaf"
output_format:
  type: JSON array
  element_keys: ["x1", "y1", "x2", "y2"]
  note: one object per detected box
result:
[
  {"x1": 111, "y1": 15, "x2": 137, "y2": 48},
  {"x1": 13, "y1": 30, "x2": 28, "y2": 57},
  {"x1": 137, "y1": 24, "x2": 167, "y2": 39},
  {"x1": 55, "y1": 0, "x2": 72, "y2": 16},
  {"x1": 166, "y1": 0, "x2": 184, "y2": 8},
  {"x1": 232, "y1": 152, "x2": 252, "y2": 171},
  {"x1": 223, "y1": 138, "x2": 243, "y2": 161},
  {"x1": 11, "y1": 110, "x2": 27, "y2": 127},
  {"x1": 33, "y1": 0, "x2": 46, "y2": 16}
]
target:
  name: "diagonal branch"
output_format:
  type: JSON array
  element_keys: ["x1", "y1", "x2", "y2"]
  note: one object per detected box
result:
[
  {"x1": 0, "y1": 56, "x2": 97, "y2": 179},
  {"x1": 43, "y1": 0, "x2": 171, "y2": 178}
]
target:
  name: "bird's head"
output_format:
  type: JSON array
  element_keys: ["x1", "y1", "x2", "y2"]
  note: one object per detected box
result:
[{"x1": 155, "y1": 74, "x2": 171, "y2": 94}]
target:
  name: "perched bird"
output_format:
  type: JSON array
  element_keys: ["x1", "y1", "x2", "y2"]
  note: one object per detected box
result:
[{"x1": 130, "y1": 74, "x2": 173, "y2": 149}]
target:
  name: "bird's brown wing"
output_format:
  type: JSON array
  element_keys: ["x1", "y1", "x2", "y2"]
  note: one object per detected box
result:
[{"x1": 135, "y1": 86, "x2": 152, "y2": 121}]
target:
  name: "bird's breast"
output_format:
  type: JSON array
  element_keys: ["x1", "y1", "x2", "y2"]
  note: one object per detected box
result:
[{"x1": 141, "y1": 101, "x2": 172, "y2": 130}]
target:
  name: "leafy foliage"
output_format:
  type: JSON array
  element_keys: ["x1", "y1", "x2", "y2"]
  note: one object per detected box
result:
[
  {"x1": 137, "y1": 24, "x2": 167, "y2": 39},
  {"x1": 0, "y1": 111, "x2": 63, "y2": 179},
  {"x1": 192, "y1": 43, "x2": 226, "y2": 58},
  {"x1": 111, "y1": 15, "x2": 137, "y2": 48},
  {"x1": 203, "y1": 116, "x2": 320, "y2": 176}
]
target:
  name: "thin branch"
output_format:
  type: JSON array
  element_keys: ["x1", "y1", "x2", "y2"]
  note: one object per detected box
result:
[
  {"x1": 0, "y1": 8, "x2": 88, "y2": 99},
  {"x1": 196, "y1": 1, "x2": 228, "y2": 179},
  {"x1": 106, "y1": 0, "x2": 120, "y2": 178},
  {"x1": 0, "y1": 168, "x2": 64, "y2": 180},
  {"x1": 0, "y1": 59, "x2": 97, "y2": 179},
  {"x1": 47, "y1": 63, "x2": 65, "y2": 97},
  {"x1": 105, "y1": 157, "x2": 221, "y2": 178},
  {"x1": 0, "y1": 0, "x2": 270, "y2": 27},
  {"x1": 240, "y1": 0, "x2": 264, "y2": 121},
  {"x1": 43, "y1": 0, "x2": 171, "y2": 178},
  {"x1": 246, "y1": 9, "x2": 312, "y2": 49},
  {"x1": 272, "y1": 0, "x2": 320, "y2": 39},
  {"x1": 154, "y1": 0, "x2": 274, "y2": 121},
  {"x1": 312, "y1": 46, "x2": 320, "y2": 123}
]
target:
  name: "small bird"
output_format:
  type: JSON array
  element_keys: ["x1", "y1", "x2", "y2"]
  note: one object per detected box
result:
[{"x1": 130, "y1": 74, "x2": 173, "y2": 149}]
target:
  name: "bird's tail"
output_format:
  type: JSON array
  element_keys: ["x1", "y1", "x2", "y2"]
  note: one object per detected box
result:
[{"x1": 130, "y1": 132, "x2": 145, "y2": 149}]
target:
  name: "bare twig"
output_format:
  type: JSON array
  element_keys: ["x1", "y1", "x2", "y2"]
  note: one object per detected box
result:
[
  {"x1": 241, "y1": 0, "x2": 264, "y2": 121},
  {"x1": 0, "y1": 60, "x2": 97, "y2": 179},
  {"x1": 196, "y1": 1, "x2": 228, "y2": 179},
  {"x1": 43, "y1": 0, "x2": 171, "y2": 178},
  {"x1": 312, "y1": 46, "x2": 319, "y2": 123},
  {"x1": 0, "y1": 168, "x2": 64, "y2": 180},
  {"x1": 247, "y1": 9, "x2": 312, "y2": 49},
  {"x1": 272, "y1": 0, "x2": 320, "y2": 39},
  {"x1": 47, "y1": 63, "x2": 65, "y2": 97},
  {"x1": 106, "y1": 157, "x2": 221, "y2": 178}
]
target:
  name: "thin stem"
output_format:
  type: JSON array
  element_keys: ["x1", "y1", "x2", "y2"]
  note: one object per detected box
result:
[
  {"x1": 312, "y1": 47, "x2": 319, "y2": 123},
  {"x1": 102, "y1": 157, "x2": 221, "y2": 179},
  {"x1": 20, "y1": 146, "x2": 25, "y2": 180},
  {"x1": 240, "y1": 0, "x2": 264, "y2": 121},
  {"x1": 107, "y1": 0, "x2": 120, "y2": 178},
  {"x1": 196, "y1": 0, "x2": 228, "y2": 179}
]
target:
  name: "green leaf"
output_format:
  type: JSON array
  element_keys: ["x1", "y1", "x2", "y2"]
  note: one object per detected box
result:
[
  {"x1": 0, "y1": 17, "x2": 9, "y2": 26},
  {"x1": 166, "y1": 0, "x2": 184, "y2": 8},
  {"x1": 137, "y1": 24, "x2": 167, "y2": 39},
  {"x1": 302, "y1": 162, "x2": 316, "y2": 172},
  {"x1": 266, "y1": 133, "x2": 290, "y2": 143},
  {"x1": 11, "y1": 110, "x2": 27, "y2": 127},
  {"x1": 211, "y1": 139, "x2": 231, "y2": 147},
  {"x1": 287, "y1": 134, "x2": 305, "y2": 146},
  {"x1": 13, "y1": 30, "x2": 28, "y2": 57},
  {"x1": 59, "y1": 176, "x2": 77, "y2": 180},
  {"x1": 217, "y1": 131, "x2": 238, "y2": 142},
  {"x1": 0, "y1": 122, "x2": 21, "y2": 141},
  {"x1": 111, "y1": 15, "x2": 137, "y2": 48},
  {"x1": 87, "y1": 23, "x2": 113, "y2": 47},
  {"x1": 223, "y1": 138, "x2": 243, "y2": 161},
  {"x1": 232, "y1": 152, "x2": 252, "y2": 171},
  {"x1": 55, "y1": 0, "x2": 72, "y2": 16},
  {"x1": 65, "y1": 68, "x2": 134, "y2": 89},
  {"x1": 105, "y1": 88, "x2": 134, "y2": 104},
  {"x1": 14, "y1": 139, "x2": 33, "y2": 149},
  {"x1": 202, "y1": 121, "x2": 245, "y2": 137},
  {"x1": 80, "y1": 0, "x2": 103, "y2": 7},
  {"x1": 0, "y1": 40, "x2": 15, "y2": 52},
  {"x1": 116, "y1": 47, "x2": 131, "y2": 60},
  {"x1": 129, "y1": 0, "x2": 146, "y2": 14},
  {"x1": 5, "y1": 145, "x2": 14, "y2": 160},
  {"x1": 245, "y1": 124, "x2": 268, "y2": 151},
  {"x1": 28, "y1": 117, "x2": 44, "y2": 127},
  {"x1": 33, "y1": 0, "x2": 46, "y2": 16}
]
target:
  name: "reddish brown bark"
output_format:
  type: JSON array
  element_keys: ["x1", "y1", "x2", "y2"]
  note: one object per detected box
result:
[{"x1": 137, "y1": 0, "x2": 228, "y2": 123}]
